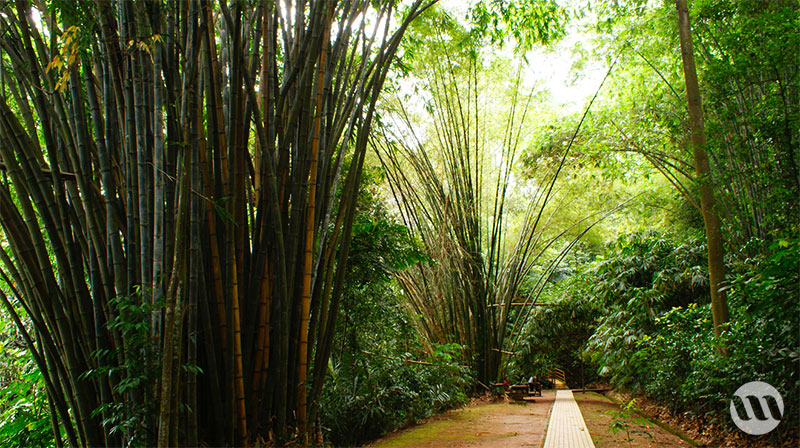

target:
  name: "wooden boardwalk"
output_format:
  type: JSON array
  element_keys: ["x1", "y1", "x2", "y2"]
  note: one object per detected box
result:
[{"x1": 543, "y1": 390, "x2": 595, "y2": 448}]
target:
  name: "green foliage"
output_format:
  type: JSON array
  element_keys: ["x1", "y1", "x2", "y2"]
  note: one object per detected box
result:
[
  {"x1": 399, "y1": 0, "x2": 568, "y2": 77},
  {"x1": 584, "y1": 231, "x2": 800, "y2": 440},
  {"x1": 0, "y1": 295, "x2": 56, "y2": 448},
  {"x1": 586, "y1": 0, "x2": 800, "y2": 247},
  {"x1": 321, "y1": 345, "x2": 472, "y2": 446},
  {"x1": 693, "y1": 0, "x2": 800, "y2": 244},
  {"x1": 398, "y1": 5, "x2": 477, "y2": 76},
  {"x1": 320, "y1": 170, "x2": 473, "y2": 445},
  {"x1": 716, "y1": 237, "x2": 800, "y2": 426},
  {"x1": 0, "y1": 324, "x2": 54, "y2": 448},
  {"x1": 605, "y1": 398, "x2": 652, "y2": 446},
  {"x1": 520, "y1": 102, "x2": 697, "y2": 244},
  {"x1": 349, "y1": 215, "x2": 430, "y2": 286},
  {"x1": 586, "y1": 232, "x2": 711, "y2": 389},
  {"x1": 584, "y1": 232, "x2": 710, "y2": 391},
  {"x1": 469, "y1": 0, "x2": 568, "y2": 51},
  {"x1": 81, "y1": 293, "x2": 162, "y2": 446}
]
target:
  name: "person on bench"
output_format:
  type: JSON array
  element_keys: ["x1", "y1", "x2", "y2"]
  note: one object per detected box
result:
[{"x1": 526, "y1": 376, "x2": 542, "y2": 396}]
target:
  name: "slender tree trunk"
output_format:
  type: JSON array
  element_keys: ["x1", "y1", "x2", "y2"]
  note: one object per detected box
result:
[{"x1": 675, "y1": 0, "x2": 730, "y2": 350}]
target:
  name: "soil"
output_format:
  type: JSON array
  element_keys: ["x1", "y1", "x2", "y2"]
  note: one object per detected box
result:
[
  {"x1": 607, "y1": 390, "x2": 800, "y2": 448},
  {"x1": 369, "y1": 389, "x2": 791, "y2": 448},
  {"x1": 573, "y1": 391, "x2": 696, "y2": 448},
  {"x1": 367, "y1": 391, "x2": 555, "y2": 448}
]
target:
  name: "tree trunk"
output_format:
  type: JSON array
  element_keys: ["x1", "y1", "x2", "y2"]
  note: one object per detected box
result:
[{"x1": 675, "y1": 0, "x2": 730, "y2": 351}]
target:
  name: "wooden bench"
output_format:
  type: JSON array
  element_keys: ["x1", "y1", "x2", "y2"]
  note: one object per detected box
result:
[
  {"x1": 508, "y1": 384, "x2": 530, "y2": 400},
  {"x1": 528, "y1": 378, "x2": 543, "y2": 397},
  {"x1": 492, "y1": 377, "x2": 543, "y2": 400}
]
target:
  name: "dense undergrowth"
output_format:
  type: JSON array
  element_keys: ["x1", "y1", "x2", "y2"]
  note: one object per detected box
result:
[
  {"x1": 321, "y1": 345, "x2": 472, "y2": 446},
  {"x1": 519, "y1": 231, "x2": 800, "y2": 444},
  {"x1": 0, "y1": 316, "x2": 54, "y2": 447},
  {"x1": 318, "y1": 180, "x2": 475, "y2": 446}
]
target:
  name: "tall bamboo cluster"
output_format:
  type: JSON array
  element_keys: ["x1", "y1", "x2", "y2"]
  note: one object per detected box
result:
[
  {"x1": 0, "y1": 0, "x2": 433, "y2": 445},
  {"x1": 694, "y1": 21, "x2": 800, "y2": 245},
  {"x1": 373, "y1": 53, "x2": 601, "y2": 385}
]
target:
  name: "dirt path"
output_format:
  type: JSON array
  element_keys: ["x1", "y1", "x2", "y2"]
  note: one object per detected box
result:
[
  {"x1": 368, "y1": 390, "x2": 699, "y2": 448},
  {"x1": 573, "y1": 392, "x2": 697, "y2": 448},
  {"x1": 369, "y1": 391, "x2": 555, "y2": 448}
]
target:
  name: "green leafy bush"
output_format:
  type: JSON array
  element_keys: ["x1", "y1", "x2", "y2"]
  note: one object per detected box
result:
[
  {"x1": 81, "y1": 292, "x2": 162, "y2": 446},
  {"x1": 585, "y1": 232, "x2": 800, "y2": 441},
  {"x1": 587, "y1": 231, "x2": 710, "y2": 388},
  {"x1": 510, "y1": 273, "x2": 601, "y2": 387},
  {"x1": 321, "y1": 345, "x2": 473, "y2": 446},
  {"x1": 0, "y1": 313, "x2": 55, "y2": 447},
  {"x1": 319, "y1": 187, "x2": 473, "y2": 446}
]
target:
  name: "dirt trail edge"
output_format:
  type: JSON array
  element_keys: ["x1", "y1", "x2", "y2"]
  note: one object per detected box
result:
[
  {"x1": 573, "y1": 391, "x2": 696, "y2": 448},
  {"x1": 369, "y1": 390, "x2": 555, "y2": 448}
]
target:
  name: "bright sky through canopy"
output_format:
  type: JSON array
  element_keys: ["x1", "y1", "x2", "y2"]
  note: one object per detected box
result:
[{"x1": 441, "y1": 0, "x2": 606, "y2": 111}]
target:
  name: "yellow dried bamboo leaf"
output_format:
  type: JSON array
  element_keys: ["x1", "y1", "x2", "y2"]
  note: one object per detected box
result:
[{"x1": 45, "y1": 55, "x2": 61, "y2": 73}]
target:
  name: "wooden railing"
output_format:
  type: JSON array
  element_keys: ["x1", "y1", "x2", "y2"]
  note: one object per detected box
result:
[{"x1": 549, "y1": 368, "x2": 567, "y2": 388}]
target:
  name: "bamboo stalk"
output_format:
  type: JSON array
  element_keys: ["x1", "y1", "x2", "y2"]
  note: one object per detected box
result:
[
  {"x1": 298, "y1": 1, "x2": 330, "y2": 439},
  {"x1": 0, "y1": 1, "x2": 435, "y2": 444}
]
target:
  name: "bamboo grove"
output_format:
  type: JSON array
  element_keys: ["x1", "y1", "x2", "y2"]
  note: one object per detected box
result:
[
  {"x1": 373, "y1": 51, "x2": 615, "y2": 386},
  {"x1": 0, "y1": 0, "x2": 435, "y2": 445}
]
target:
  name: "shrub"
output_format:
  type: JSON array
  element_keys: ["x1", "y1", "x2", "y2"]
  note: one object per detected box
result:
[
  {"x1": 585, "y1": 232, "x2": 800, "y2": 441},
  {"x1": 320, "y1": 344, "x2": 473, "y2": 446},
  {"x1": 0, "y1": 311, "x2": 55, "y2": 447},
  {"x1": 319, "y1": 196, "x2": 473, "y2": 446}
]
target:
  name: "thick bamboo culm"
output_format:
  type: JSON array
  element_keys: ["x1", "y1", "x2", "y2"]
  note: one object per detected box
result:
[{"x1": 0, "y1": 0, "x2": 436, "y2": 446}]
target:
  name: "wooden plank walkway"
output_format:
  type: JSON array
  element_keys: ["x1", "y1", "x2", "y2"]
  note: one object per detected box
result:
[{"x1": 543, "y1": 390, "x2": 596, "y2": 448}]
